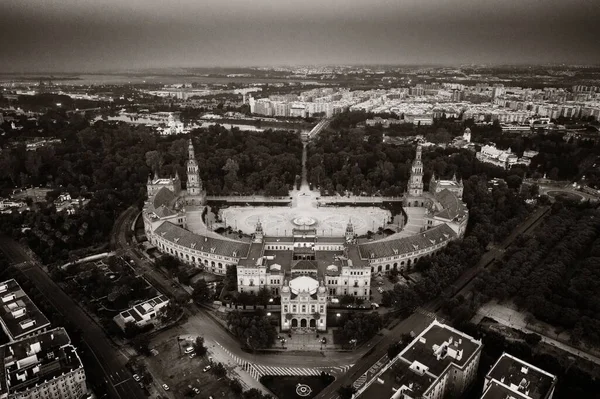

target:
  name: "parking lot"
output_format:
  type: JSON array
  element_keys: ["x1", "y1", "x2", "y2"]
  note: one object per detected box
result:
[{"x1": 144, "y1": 335, "x2": 237, "y2": 399}]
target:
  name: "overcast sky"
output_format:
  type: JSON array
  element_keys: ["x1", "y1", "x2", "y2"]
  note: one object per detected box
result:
[{"x1": 1, "y1": 0, "x2": 599, "y2": 72}]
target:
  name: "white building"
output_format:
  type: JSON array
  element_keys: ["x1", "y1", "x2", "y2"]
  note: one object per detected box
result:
[
  {"x1": 476, "y1": 145, "x2": 526, "y2": 169},
  {"x1": 0, "y1": 328, "x2": 87, "y2": 399},
  {"x1": 113, "y1": 295, "x2": 170, "y2": 330},
  {"x1": 482, "y1": 353, "x2": 557, "y2": 399},
  {"x1": 356, "y1": 320, "x2": 482, "y2": 399}
]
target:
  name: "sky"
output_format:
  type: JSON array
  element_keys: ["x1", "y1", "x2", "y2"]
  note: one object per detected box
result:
[{"x1": 1, "y1": 0, "x2": 599, "y2": 73}]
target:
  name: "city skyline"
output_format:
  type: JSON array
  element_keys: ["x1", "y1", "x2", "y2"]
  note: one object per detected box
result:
[{"x1": 1, "y1": 0, "x2": 600, "y2": 73}]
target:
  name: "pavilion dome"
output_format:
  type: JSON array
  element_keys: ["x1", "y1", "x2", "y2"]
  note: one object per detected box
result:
[{"x1": 289, "y1": 276, "x2": 319, "y2": 295}]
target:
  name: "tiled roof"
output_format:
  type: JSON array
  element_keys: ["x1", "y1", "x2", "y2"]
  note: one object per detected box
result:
[
  {"x1": 358, "y1": 223, "x2": 456, "y2": 259},
  {"x1": 153, "y1": 187, "x2": 176, "y2": 209},
  {"x1": 434, "y1": 189, "x2": 468, "y2": 220},
  {"x1": 154, "y1": 221, "x2": 251, "y2": 258},
  {"x1": 292, "y1": 260, "x2": 318, "y2": 270},
  {"x1": 154, "y1": 204, "x2": 177, "y2": 218}
]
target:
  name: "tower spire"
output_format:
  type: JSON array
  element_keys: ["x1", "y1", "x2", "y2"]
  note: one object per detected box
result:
[
  {"x1": 188, "y1": 138, "x2": 195, "y2": 160},
  {"x1": 408, "y1": 144, "x2": 424, "y2": 197}
]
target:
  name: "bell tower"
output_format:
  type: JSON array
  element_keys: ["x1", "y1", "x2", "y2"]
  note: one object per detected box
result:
[
  {"x1": 186, "y1": 138, "x2": 202, "y2": 196},
  {"x1": 408, "y1": 144, "x2": 424, "y2": 196}
]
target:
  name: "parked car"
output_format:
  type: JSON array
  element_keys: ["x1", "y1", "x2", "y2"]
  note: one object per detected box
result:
[
  {"x1": 189, "y1": 352, "x2": 196, "y2": 358},
  {"x1": 193, "y1": 387, "x2": 200, "y2": 394},
  {"x1": 184, "y1": 346, "x2": 194, "y2": 354},
  {"x1": 203, "y1": 365, "x2": 212, "y2": 372},
  {"x1": 132, "y1": 374, "x2": 141, "y2": 382},
  {"x1": 162, "y1": 384, "x2": 170, "y2": 391}
]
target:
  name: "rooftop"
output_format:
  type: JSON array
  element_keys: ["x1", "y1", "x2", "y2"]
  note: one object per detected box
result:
[
  {"x1": 487, "y1": 353, "x2": 557, "y2": 399},
  {"x1": 154, "y1": 221, "x2": 250, "y2": 259},
  {"x1": 359, "y1": 359, "x2": 436, "y2": 399},
  {"x1": 289, "y1": 276, "x2": 319, "y2": 295},
  {"x1": 433, "y1": 189, "x2": 468, "y2": 220},
  {"x1": 400, "y1": 320, "x2": 482, "y2": 377},
  {"x1": 358, "y1": 320, "x2": 482, "y2": 399},
  {"x1": 358, "y1": 223, "x2": 456, "y2": 259},
  {"x1": 482, "y1": 380, "x2": 531, "y2": 399},
  {"x1": 0, "y1": 279, "x2": 51, "y2": 341},
  {"x1": 0, "y1": 328, "x2": 83, "y2": 396}
]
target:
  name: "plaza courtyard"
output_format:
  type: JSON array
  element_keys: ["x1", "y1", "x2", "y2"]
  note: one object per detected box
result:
[{"x1": 218, "y1": 188, "x2": 392, "y2": 236}]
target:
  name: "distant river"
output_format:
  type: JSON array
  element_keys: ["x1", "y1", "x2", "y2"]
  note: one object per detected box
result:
[{"x1": 0, "y1": 74, "x2": 320, "y2": 86}]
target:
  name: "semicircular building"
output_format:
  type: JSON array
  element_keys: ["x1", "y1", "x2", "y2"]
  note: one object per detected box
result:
[{"x1": 143, "y1": 140, "x2": 468, "y2": 331}]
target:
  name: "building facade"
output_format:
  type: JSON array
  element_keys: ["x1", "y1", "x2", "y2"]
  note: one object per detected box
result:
[{"x1": 143, "y1": 143, "x2": 469, "y2": 331}]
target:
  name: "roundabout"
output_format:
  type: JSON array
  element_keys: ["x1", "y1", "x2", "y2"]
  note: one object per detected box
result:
[{"x1": 296, "y1": 383, "x2": 313, "y2": 397}]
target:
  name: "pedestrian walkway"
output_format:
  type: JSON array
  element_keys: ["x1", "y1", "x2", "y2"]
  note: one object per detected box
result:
[
  {"x1": 415, "y1": 307, "x2": 445, "y2": 324},
  {"x1": 214, "y1": 341, "x2": 353, "y2": 380},
  {"x1": 352, "y1": 355, "x2": 389, "y2": 390}
]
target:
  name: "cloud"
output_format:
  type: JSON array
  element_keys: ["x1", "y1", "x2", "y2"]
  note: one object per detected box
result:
[{"x1": 0, "y1": 0, "x2": 598, "y2": 72}]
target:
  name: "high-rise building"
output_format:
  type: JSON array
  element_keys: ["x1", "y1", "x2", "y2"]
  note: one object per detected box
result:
[
  {"x1": 356, "y1": 320, "x2": 482, "y2": 399},
  {"x1": 482, "y1": 353, "x2": 557, "y2": 399},
  {"x1": 0, "y1": 327, "x2": 87, "y2": 399},
  {"x1": 0, "y1": 279, "x2": 51, "y2": 342}
]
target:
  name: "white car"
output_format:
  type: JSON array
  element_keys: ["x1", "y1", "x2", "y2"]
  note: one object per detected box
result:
[
  {"x1": 203, "y1": 365, "x2": 212, "y2": 372},
  {"x1": 132, "y1": 374, "x2": 140, "y2": 382},
  {"x1": 184, "y1": 346, "x2": 194, "y2": 354},
  {"x1": 162, "y1": 384, "x2": 170, "y2": 391}
]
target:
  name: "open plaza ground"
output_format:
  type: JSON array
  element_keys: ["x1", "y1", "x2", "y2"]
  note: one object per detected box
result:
[{"x1": 220, "y1": 205, "x2": 391, "y2": 236}]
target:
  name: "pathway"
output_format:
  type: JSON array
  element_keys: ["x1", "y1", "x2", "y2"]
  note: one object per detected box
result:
[
  {"x1": 214, "y1": 341, "x2": 353, "y2": 380},
  {"x1": 475, "y1": 304, "x2": 600, "y2": 366}
]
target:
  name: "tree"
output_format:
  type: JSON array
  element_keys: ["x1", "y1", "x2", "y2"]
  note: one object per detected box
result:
[
  {"x1": 155, "y1": 255, "x2": 181, "y2": 273},
  {"x1": 337, "y1": 385, "x2": 357, "y2": 399},
  {"x1": 177, "y1": 269, "x2": 191, "y2": 285},
  {"x1": 211, "y1": 362, "x2": 227, "y2": 378},
  {"x1": 192, "y1": 279, "x2": 212, "y2": 303},
  {"x1": 230, "y1": 379, "x2": 244, "y2": 395},
  {"x1": 131, "y1": 334, "x2": 151, "y2": 356},
  {"x1": 227, "y1": 311, "x2": 277, "y2": 349},
  {"x1": 387, "y1": 342, "x2": 403, "y2": 359},
  {"x1": 225, "y1": 264, "x2": 238, "y2": 291},
  {"x1": 193, "y1": 336, "x2": 208, "y2": 356},
  {"x1": 524, "y1": 333, "x2": 542, "y2": 347}
]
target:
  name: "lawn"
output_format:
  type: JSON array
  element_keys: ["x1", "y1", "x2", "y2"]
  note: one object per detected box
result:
[{"x1": 260, "y1": 374, "x2": 334, "y2": 399}]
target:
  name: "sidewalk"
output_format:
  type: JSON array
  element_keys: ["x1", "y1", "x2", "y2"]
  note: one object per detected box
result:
[{"x1": 279, "y1": 329, "x2": 338, "y2": 351}]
